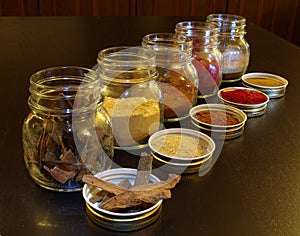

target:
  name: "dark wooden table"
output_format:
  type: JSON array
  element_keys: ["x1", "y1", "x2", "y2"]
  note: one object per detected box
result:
[{"x1": 0, "y1": 16, "x2": 299, "y2": 236}]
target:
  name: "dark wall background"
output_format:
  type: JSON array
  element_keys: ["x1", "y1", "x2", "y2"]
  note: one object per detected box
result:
[{"x1": 0, "y1": 0, "x2": 299, "y2": 47}]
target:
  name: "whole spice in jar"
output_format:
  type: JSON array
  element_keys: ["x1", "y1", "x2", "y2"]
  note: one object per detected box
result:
[
  {"x1": 221, "y1": 89, "x2": 268, "y2": 104},
  {"x1": 22, "y1": 66, "x2": 114, "y2": 192},
  {"x1": 194, "y1": 110, "x2": 240, "y2": 126}
]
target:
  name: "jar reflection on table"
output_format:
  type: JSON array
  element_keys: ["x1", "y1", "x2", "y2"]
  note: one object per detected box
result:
[
  {"x1": 142, "y1": 33, "x2": 198, "y2": 122},
  {"x1": 22, "y1": 66, "x2": 114, "y2": 192},
  {"x1": 175, "y1": 21, "x2": 222, "y2": 98},
  {"x1": 206, "y1": 14, "x2": 250, "y2": 82},
  {"x1": 97, "y1": 46, "x2": 164, "y2": 150}
]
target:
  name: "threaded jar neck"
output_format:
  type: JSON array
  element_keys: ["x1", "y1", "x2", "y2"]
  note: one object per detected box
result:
[
  {"x1": 175, "y1": 21, "x2": 219, "y2": 49},
  {"x1": 142, "y1": 32, "x2": 193, "y2": 56},
  {"x1": 97, "y1": 46, "x2": 157, "y2": 84},
  {"x1": 28, "y1": 66, "x2": 101, "y2": 115},
  {"x1": 206, "y1": 14, "x2": 247, "y2": 37}
]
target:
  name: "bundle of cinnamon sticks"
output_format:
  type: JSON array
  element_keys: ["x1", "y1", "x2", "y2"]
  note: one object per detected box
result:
[{"x1": 82, "y1": 152, "x2": 181, "y2": 212}]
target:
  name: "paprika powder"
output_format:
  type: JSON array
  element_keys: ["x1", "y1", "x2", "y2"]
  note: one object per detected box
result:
[{"x1": 220, "y1": 89, "x2": 268, "y2": 104}]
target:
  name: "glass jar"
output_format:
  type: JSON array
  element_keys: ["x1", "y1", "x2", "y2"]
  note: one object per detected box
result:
[
  {"x1": 142, "y1": 33, "x2": 198, "y2": 122},
  {"x1": 206, "y1": 14, "x2": 250, "y2": 82},
  {"x1": 22, "y1": 66, "x2": 114, "y2": 192},
  {"x1": 175, "y1": 21, "x2": 222, "y2": 98},
  {"x1": 97, "y1": 46, "x2": 163, "y2": 150}
]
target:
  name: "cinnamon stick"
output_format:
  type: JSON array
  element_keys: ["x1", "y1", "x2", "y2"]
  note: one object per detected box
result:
[
  {"x1": 130, "y1": 174, "x2": 181, "y2": 191},
  {"x1": 48, "y1": 150, "x2": 78, "y2": 184},
  {"x1": 89, "y1": 179, "x2": 132, "y2": 204},
  {"x1": 134, "y1": 152, "x2": 153, "y2": 186},
  {"x1": 99, "y1": 189, "x2": 171, "y2": 211},
  {"x1": 83, "y1": 173, "x2": 181, "y2": 212},
  {"x1": 82, "y1": 175, "x2": 128, "y2": 195}
]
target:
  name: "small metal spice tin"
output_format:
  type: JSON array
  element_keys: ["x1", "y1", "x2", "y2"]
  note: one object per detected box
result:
[
  {"x1": 189, "y1": 104, "x2": 247, "y2": 140},
  {"x1": 148, "y1": 128, "x2": 215, "y2": 174},
  {"x1": 82, "y1": 168, "x2": 163, "y2": 231},
  {"x1": 242, "y1": 72, "x2": 288, "y2": 98},
  {"x1": 217, "y1": 87, "x2": 269, "y2": 118}
]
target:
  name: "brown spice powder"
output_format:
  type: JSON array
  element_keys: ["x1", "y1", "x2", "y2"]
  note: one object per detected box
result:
[{"x1": 194, "y1": 110, "x2": 239, "y2": 126}]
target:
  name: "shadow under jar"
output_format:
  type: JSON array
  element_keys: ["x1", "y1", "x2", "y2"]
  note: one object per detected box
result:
[
  {"x1": 175, "y1": 21, "x2": 222, "y2": 98},
  {"x1": 97, "y1": 47, "x2": 164, "y2": 150},
  {"x1": 206, "y1": 14, "x2": 250, "y2": 83},
  {"x1": 22, "y1": 66, "x2": 114, "y2": 192},
  {"x1": 142, "y1": 33, "x2": 198, "y2": 123}
]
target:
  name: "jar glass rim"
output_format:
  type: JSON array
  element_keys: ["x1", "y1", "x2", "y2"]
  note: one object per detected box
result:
[
  {"x1": 28, "y1": 66, "x2": 101, "y2": 115},
  {"x1": 97, "y1": 46, "x2": 155, "y2": 66},
  {"x1": 30, "y1": 66, "x2": 98, "y2": 90},
  {"x1": 206, "y1": 14, "x2": 246, "y2": 23}
]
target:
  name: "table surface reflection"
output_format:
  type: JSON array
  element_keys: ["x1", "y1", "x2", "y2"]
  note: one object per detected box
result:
[{"x1": 0, "y1": 16, "x2": 300, "y2": 236}]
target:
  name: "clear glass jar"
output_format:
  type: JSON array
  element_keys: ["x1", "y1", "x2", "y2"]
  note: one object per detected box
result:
[
  {"x1": 97, "y1": 46, "x2": 163, "y2": 150},
  {"x1": 175, "y1": 21, "x2": 222, "y2": 98},
  {"x1": 142, "y1": 33, "x2": 198, "y2": 122},
  {"x1": 206, "y1": 14, "x2": 250, "y2": 82},
  {"x1": 22, "y1": 66, "x2": 114, "y2": 192}
]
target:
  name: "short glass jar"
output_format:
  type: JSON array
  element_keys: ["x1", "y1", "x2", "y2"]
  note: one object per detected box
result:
[
  {"x1": 142, "y1": 33, "x2": 198, "y2": 122},
  {"x1": 97, "y1": 46, "x2": 163, "y2": 150},
  {"x1": 22, "y1": 66, "x2": 114, "y2": 192},
  {"x1": 206, "y1": 14, "x2": 250, "y2": 82},
  {"x1": 175, "y1": 21, "x2": 222, "y2": 98}
]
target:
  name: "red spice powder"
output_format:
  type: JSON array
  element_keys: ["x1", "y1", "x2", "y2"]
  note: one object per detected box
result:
[{"x1": 221, "y1": 89, "x2": 267, "y2": 104}]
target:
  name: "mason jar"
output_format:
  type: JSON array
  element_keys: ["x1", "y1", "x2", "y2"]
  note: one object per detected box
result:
[
  {"x1": 206, "y1": 14, "x2": 250, "y2": 82},
  {"x1": 142, "y1": 33, "x2": 198, "y2": 122},
  {"x1": 97, "y1": 46, "x2": 163, "y2": 150},
  {"x1": 22, "y1": 66, "x2": 114, "y2": 192},
  {"x1": 175, "y1": 21, "x2": 222, "y2": 98}
]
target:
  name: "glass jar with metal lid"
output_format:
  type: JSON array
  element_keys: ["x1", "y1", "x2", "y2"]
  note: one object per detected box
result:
[
  {"x1": 175, "y1": 21, "x2": 222, "y2": 98},
  {"x1": 97, "y1": 46, "x2": 163, "y2": 150},
  {"x1": 206, "y1": 14, "x2": 250, "y2": 82},
  {"x1": 142, "y1": 33, "x2": 198, "y2": 122},
  {"x1": 22, "y1": 66, "x2": 114, "y2": 192}
]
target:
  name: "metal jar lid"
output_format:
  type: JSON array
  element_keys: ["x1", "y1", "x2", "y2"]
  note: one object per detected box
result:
[
  {"x1": 217, "y1": 87, "x2": 269, "y2": 118},
  {"x1": 189, "y1": 104, "x2": 247, "y2": 140},
  {"x1": 148, "y1": 128, "x2": 215, "y2": 174},
  {"x1": 82, "y1": 168, "x2": 163, "y2": 231},
  {"x1": 242, "y1": 72, "x2": 288, "y2": 98}
]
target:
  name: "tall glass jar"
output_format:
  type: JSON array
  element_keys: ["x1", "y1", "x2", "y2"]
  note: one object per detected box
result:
[
  {"x1": 175, "y1": 21, "x2": 222, "y2": 98},
  {"x1": 22, "y1": 66, "x2": 114, "y2": 192},
  {"x1": 142, "y1": 33, "x2": 198, "y2": 122},
  {"x1": 97, "y1": 46, "x2": 163, "y2": 150},
  {"x1": 206, "y1": 14, "x2": 250, "y2": 82}
]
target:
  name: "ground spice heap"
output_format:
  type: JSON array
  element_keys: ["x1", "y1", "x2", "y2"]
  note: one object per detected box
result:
[
  {"x1": 151, "y1": 135, "x2": 209, "y2": 158},
  {"x1": 157, "y1": 67, "x2": 196, "y2": 119},
  {"x1": 103, "y1": 97, "x2": 160, "y2": 146},
  {"x1": 245, "y1": 78, "x2": 283, "y2": 87},
  {"x1": 221, "y1": 89, "x2": 268, "y2": 104},
  {"x1": 194, "y1": 110, "x2": 240, "y2": 126}
]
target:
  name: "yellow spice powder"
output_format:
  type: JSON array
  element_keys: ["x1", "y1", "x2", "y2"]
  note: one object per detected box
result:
[
  {"x1": 152, "y1": 135, "x2": 209, "y2": 158},
  {"x1": 245, "y1": 78, "x2": 283, "y2": 87}
]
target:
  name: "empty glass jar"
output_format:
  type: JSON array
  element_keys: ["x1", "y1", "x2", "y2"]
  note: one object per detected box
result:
[
  {"x1": 22, "y1": 66, "x2": 113, "y2": 192},
  {"x1": 97, "y1": 46, "x2": 163, "y2": 150},
  {"x1": 142, "y1": 33, "x2": 198, "y2": 122},
  {"x1": 206, "y1": 14, "x2": 250, "y2": 82}
]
